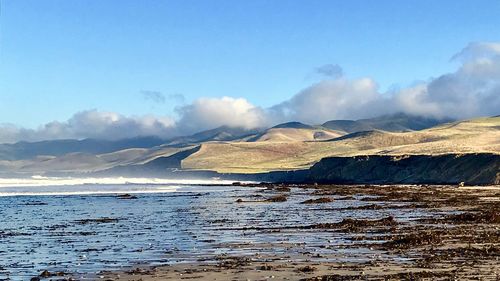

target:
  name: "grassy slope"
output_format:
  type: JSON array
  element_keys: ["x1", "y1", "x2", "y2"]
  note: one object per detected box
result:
[
  {"x1": 251, "y1": 127, "x2": 344, "y2": 142},
  {"x1": 2, "y1": 146, "x2": 193, "y2": 173},
  {"x1": 181, "y1": 116, "x2": 500, "y2": 173}
]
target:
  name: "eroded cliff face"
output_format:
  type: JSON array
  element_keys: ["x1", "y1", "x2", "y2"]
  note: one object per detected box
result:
[
  {"x1": 305, "y1": 153, "x2": 500, "y2": 185},
  {"x1": 74, "y1": 153, "x2": 500, "y2": 186}
]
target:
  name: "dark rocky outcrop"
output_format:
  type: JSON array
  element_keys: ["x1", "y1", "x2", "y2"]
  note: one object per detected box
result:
[{"x1": 305, "y1": 153, "x2": 500, "y2": 185}]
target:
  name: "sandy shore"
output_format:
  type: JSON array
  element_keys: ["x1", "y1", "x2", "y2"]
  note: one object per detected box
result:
[
  {"x1": 96, "y1": 256, "x2": 499, "y2": 281},
  {"x1": 42, "y1": 184, "x2": 500, "y2": 281}
]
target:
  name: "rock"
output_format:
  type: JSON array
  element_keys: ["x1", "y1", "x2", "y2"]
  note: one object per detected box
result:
[
  {"x1": 266, "y1": 195, "x2": 287, "y2": 202},
  {"x1": 297, "y1": 265, "x2": 317, "y2": 272},
  {"x1": 301, "y1": 197, "x2": 333, "y2": 204},
  {"x1": 258, "y1": 264, "x2": 274, "y2": 270},
  {"x1": 74, "y1": 217, "x2": 119, "y2": 224},
  {"x1": 117, "y1": 194, "x2": 138, "y2": 199}
]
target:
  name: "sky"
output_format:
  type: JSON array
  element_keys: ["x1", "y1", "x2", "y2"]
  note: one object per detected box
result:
[{"x1": 0, "y1": 0, "x2": 500, "y2": 142}]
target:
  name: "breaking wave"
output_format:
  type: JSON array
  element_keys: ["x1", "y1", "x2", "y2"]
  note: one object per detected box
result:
[{"x1": 0, "y1": 176, "x2": 245, "y2": 196}]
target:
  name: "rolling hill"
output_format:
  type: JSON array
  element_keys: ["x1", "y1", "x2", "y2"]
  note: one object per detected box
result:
[
  {"x1": 180, "y1": 116, "x2": 500, "y2": 173},
  {"x1": 248, "y1": 122, "x2": 343, "y2": 142},
  {"x1": 0, "y1": 114, "x2": 495, "y2": 177},
  {"x1": 322, "y1": 112, "x2": 452, "y2": 133},
  {"x1": 0, "y1": 136, "x2": 166, "y2": 161},
  {"x1": 164, "y1": 126, "x2": 262, "y2": 145}
]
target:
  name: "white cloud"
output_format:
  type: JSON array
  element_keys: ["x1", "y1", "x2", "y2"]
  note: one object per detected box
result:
[
  {"x1": 0, "y1": 110, "x2": 177, "y2": 143},
  {"x1": 451, "y1": 42, "x2": 500, "y2": 63},
  {"x1": 66, "y1": 110, "x2": 176, "y2": 139},
  {"x1": 269, "y1": 77, "x2": 388, "y2": 124},
  {"x1": 0, "y1": 98, "x2": 269, "y2": 143},
  {"x1": 270, "y1": 43, "x2": 500, "y2": 122},
  {"x1": 0, "y1": 98, "x2": 267, "y2": 143},
  {"x1": 392, "y1": 42, "x2": 500, "y2": 118},
  {"x1": 175, "y1": 97, "x2": 268, "y2": 133}
]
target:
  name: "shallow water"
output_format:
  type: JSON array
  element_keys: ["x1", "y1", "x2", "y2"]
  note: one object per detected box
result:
[{"x1": 0, "y1": 183, "x2": 431, "y2": 280}]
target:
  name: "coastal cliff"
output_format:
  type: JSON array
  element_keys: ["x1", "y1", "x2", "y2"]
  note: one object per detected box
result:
[{"x1": 304, "y1": 153, "x2": 500, "y2": 185}]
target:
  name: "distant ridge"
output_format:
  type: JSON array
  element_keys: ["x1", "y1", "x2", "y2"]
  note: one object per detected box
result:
[
  {"x1": 321, "y1": 120, "x2": 373, "y2": 133},
  {"x1": 0, "y1": 136, "x2": 166, "y2": 161},
  {"x1": 165, "y1": 126, "x2": 262, "y2": 145},
  {"x1": 272, "y1": 121, "x2": 314, "y2": 129},
  {"x1": 322, "y1": 112, "x2": 452, "y2": 133},
  {"x1": 248, "y1": 121, "x2": 341, "y2": 142}
]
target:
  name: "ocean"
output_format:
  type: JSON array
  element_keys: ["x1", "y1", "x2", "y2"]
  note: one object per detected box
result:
[{"x1": 0, "y1": 178, "x2": 430, "y2": 280}]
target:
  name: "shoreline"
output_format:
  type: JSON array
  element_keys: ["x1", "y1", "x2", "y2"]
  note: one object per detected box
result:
[
  {"x1": 4, "y1": 152, "x2": 498, "y2": 187},
  {"x1": 50, "y1": 183, "x2": 500, "y2": 281}
]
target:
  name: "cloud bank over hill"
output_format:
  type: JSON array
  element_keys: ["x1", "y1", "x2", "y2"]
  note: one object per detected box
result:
[
  {"x1": 271, "y1": 42, "x2": 500, "y2": 123},
  {"x1": 394, "y1": 42, "x2": 500, "y2": 118},
  {"x1": 1, "y1": 42, "x2": 499, "y2": 143},
  {"x1": 175, "y1": 97, "x2": 267, "y2": 134},
  {"x1": 0, "y1": 111, "x2": 177, "y2": 143}
]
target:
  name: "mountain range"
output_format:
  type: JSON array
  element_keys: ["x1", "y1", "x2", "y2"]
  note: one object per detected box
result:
[{"x1": 0, "y1": 113, "x2": 498, "y2": 183}]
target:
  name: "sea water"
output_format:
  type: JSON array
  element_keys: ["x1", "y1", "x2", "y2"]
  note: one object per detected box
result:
[{"x1": 0, "y1": 178, "x2": 430, "y2": 280}]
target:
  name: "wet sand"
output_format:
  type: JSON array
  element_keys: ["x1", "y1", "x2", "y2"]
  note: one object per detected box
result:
[{"x1": 62, "y1": 184, "x2": 500, "y2": 281}]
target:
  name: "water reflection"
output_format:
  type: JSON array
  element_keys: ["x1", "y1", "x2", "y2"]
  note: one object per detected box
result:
[{"x1": 0, "y1": 184, "x2": 430, "y2": 280}]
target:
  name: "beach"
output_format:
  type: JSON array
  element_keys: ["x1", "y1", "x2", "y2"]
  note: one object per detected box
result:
[
  {"x1": 93, "y1": 184, "x2": 500, "y2": 281},
  {"x1": 5, "y1": 183, "x2": 498, "y2": 280}
]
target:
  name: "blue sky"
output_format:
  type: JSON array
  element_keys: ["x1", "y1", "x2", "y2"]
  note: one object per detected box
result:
[{"x1": 0, "y1": 0, "x2": 499, "y2": 141}]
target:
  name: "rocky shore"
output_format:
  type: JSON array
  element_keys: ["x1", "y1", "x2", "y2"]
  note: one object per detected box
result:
[{"x1": 47, "y1": 183, "x2": 500, "y2": 281}]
